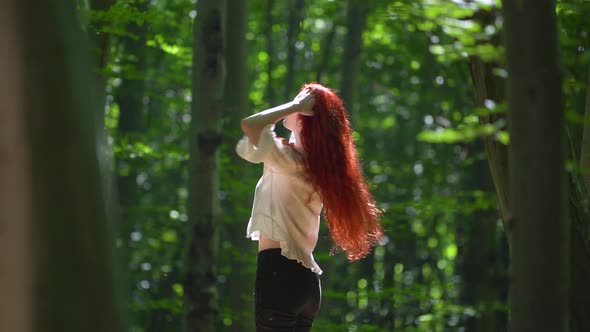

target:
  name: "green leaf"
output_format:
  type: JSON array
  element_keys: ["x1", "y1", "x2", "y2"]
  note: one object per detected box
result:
[
  {"x1": 162, "y1": 230, "x2": 177, "y2": 243},
  {"x1": 444, "y1": 244, "x2": 458, "y2": 259}
]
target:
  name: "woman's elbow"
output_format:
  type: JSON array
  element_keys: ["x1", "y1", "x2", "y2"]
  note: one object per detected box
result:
[
  {"x1": 240, "y1": 118, "x2": 251, "y2": 134},
  {"x1": 240, "y1": 119, "x2": 261, "y2": 145}
]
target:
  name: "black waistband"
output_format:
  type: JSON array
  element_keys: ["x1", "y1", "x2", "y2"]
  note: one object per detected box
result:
[
  {"x1": 258, "y1": 248, "x2": 281, "y2": 254},
  {"x1": 256, "y1": 248, "x2": 317, "y2": 278}
]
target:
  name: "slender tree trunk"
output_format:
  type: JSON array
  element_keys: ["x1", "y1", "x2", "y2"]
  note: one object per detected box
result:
[
  {"x1": 469, "y1": 56, "x2": 511, "y2": 245},
  {"x1": 87, "y1": 0, "x2": 117, "y2": 240},
  {"x1": 284, "y1": 0, "x2": 305, "y2": 100},
  {"x1": 88, "y1": 0, "x2": 116, "y2": 69},
  {"x1": 116, "y1": 10, "x2": 147, "y2": 135},
  {"x1": 1, "y1": 1, "x2": 125, "y2": 332},
  {"x1": 0, "y1": 2, "x2": 33, "y2": 331},
  {"x1": 224, "y1": 1, "x2": 254, "y2": 330},
  {"x1": 184, "y1": 1, "x2": 225, "y2": 331},
  {"x1": 572, "y1": 67, "x2": 590, "y2": 332},
  {"x1": 580, "y1": 67, "x2": 590, "y2": 190},
  {"x1": 459, "y1": 143, "x2": 505, "y2": 332},
  {"x1": 466, "y1": 12, "x2": 510, "y2": 330},
  {"x1": 115, "y1": 1, "x2": 148, "y2": 251},
  {"x1": 315, "y1": 21, "x2": 337, "y2": 83},
  {"x1": 502, "y1": 1, "x2": 568, "y2": 331},
  {"x1": 340, "y1": 0, "x2": 368, "y2": 125},
  {"x1": 265, "y1": 0, "x2": 275, "y2": 106},
  {"x1": 111, "y1": 3, "x2": 151, "y2": 330},
  {"x1": 88, "y1": 0, "x2": 116, "y2": 135}
]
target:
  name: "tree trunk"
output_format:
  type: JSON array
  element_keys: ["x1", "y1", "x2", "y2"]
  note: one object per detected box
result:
[
  {"x1": 572, "y1": 67, "x2": 590, "y2": 332},
  {"x1": 471, "y1": 34, "x2": 590, "y2": 332},
  {"x1": 0, "y1": 2, "x2": 33, "y2": 331},
  {"x1": 471, "y1": 6, "x2": 590, "y2": 332},
  {"x1": 265, "y1": 0, "x2": 275, "y2": 106},
  {"x1": 184, "y1": 1, "x2": 225, "y2": 331},
  {"x1": 223, "y1": 1, "x2": 254, "y2": 330},
  {"x1": 315, "y1": 20, "x2": 337, "y2": 83},
  {"x1": 340, "y1": 0, "x2": 368, "y2": 125},
  {"x1": 1, "y1": 1, "x2": 126, "y2": 332},
  {"x1": 459, "y1": 141, "x2": 506, "y2": 332},
  {"x1": 469, "y1": 53, "x2": 511, "y2": 245},
  {"x1": 112, "y1": 3, "x2": 150, "y2": 329},
  {"x1": 580, "y1": 67, "x2": 590, "y2": 191},
  {"x1": 466, "y1": 12, "x2": 510, "y2": 330},
  {"x1": 88, "y1": 0, "x2": 116, "y2": 137},
  {"x1": 502, "y1": 1, "x2": 568, "y2": 331},
  {"x1": 88, "y1": 0, "x2": 116, "y2": 69},
  {"x1": 115, "y1": 0, "x2": 148, "y2": 251},
  {"x1": 284, "y1": 0, "x2": 305, "y2": 100}
]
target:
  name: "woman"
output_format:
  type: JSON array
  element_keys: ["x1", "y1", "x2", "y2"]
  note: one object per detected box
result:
[{"x1": 236, "y1": 83, "x2": 383, "y2": 331}]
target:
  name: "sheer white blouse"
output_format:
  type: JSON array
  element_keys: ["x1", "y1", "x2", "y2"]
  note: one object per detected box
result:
[{"x1": 236, "y1": 124, "x2": 323, "y2": 275}]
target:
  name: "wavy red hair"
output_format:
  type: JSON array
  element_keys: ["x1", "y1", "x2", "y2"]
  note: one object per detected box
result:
[{"x1": 297, "y1": 83, "x2": 383, "y2": 261}]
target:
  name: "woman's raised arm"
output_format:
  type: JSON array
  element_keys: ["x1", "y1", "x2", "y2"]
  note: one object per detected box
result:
[{"x1": 240, "y1": 89, "x2": 315, "y2": 145}]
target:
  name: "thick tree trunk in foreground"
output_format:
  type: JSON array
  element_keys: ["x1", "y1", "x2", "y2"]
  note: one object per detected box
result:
[
  {"x1": 0, "y1": 2, "x2": 33, "y2": 331},
  {"x1": 472, "y1": 51, "x2": 590, "y2": 332},
  {"x1": 0, "y1": 1, "x2": 125, "y2": 332},
  {"x1": 568, "y1": 174, "x2": 590, "y2": 332},
  {"x1": 471, "y1": 6, "x2": 590, "y2": 329},
  {"x1": 184, "y1": 1, "x2": 225, "y2": 331},
  {"x1": 503, "y1": 1, "x2": 569, "y2": 331}
]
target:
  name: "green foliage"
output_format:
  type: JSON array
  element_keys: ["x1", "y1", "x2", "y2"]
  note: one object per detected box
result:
[
  {"x1": 417, "y1": 114, "x2": 508, "y2": 144},
  {"x1": 87, "y1": 0, "x2": 588, "y2": 331}
]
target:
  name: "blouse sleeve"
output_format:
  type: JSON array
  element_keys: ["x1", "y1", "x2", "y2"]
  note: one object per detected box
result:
[{"x1": 235, "y1": 124, "x2": 297, "y2": 170}]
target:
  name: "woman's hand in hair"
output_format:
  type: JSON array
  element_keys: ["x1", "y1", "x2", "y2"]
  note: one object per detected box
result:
[{"x1": 292, "y1": 89, "x2": 315, "y2": 116}]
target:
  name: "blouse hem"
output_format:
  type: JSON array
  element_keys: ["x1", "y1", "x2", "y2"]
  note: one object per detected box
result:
[{"x1": 246, "y1": 229, "x2": 323, "y2": 275}]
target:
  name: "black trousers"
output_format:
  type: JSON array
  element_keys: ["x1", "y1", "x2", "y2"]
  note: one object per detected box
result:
[{"x1": 255, "y1": 248, "x2": 322, "y2": 332}]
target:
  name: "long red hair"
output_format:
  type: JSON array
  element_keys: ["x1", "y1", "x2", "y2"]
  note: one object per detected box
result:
[{"x1": 298, "y1": 83, "x2": 383, "y2": 261}]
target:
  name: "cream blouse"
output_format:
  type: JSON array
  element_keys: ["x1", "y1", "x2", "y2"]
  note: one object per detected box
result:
[{"x1": 236, "y1": 124, "x2": 323, "y2": 275}]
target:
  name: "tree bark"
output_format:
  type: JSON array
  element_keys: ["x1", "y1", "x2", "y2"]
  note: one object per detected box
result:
[
  {"x1": 115, "y1": 0, "x2": 148, "y2": 251},
  {"x1": 88, "y1": 0, "x2": 116, "y2": 137},
  {"x1": 265, "y1": 0, "x2": 275, "y2": 106},
  {"x1": 0, "y1": 2, "x2": 33, "y2": 331},
  {"x1": 580, "y1": 67, "x2": 590, "y2": 191},
  {"x1": 459, "y1": 141, "x2": 506, "y2": 332},
  {"x1": 340, "y1": 0, "x2": 368, "y2": 125},
  {"x1": 284, "y1": 0, "x2": 305, "y2": 100},
  {"x1": 502, "y1": 1, "x2": 569, "y2": 331},
  {"x1": 2, "y1": 1, "x2": 126, "y2": 332},
  {"x1": 184, "y1": 1, "x2": 225, "y2": 331},
  {"x1": 88, "y1": 0, "x2": 116, "y2": 69},
  {"x1": 223, "y1": 1, "x2": 254, "y2": 330},
  {"x1": 466, "y1": 13, "x2": 511, "y2": 331},
  {"x1": 572, "y1": 67, "x2": 590, "y2": 332},
  {"x1": 315, "y1": 20, "x2": 337, "y2": 83},
  {"x1": 471, "y1": 32, "x2": 590, "y2": 332},
  {"x1": 469, "y1": 56, "x2": 512, "y2": 246}
]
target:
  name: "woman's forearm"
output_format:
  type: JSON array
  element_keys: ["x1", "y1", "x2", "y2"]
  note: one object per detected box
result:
[{"x1": 241, "y1": 101, "x2": 300, "y2": 145}]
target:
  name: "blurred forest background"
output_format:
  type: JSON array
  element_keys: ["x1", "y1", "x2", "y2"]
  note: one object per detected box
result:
[{"x1": 2, "y1": 0, "x2": 589, "y2": 331}]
